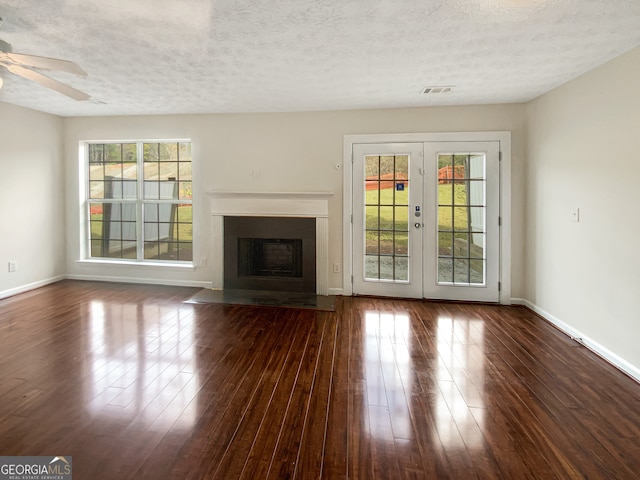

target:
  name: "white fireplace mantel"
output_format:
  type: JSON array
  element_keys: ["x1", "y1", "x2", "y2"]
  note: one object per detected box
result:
[
  {"x1": 206, "y1": 191, "x2": 333, "y2": 217},
  {"x1": 206, "y1": 191, "x2": 333, "y2": 295}
]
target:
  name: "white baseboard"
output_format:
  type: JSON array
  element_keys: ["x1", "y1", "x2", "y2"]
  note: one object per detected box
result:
[
  {"x1": 328, "y1": 288, "x2": 344, "y2": 296},
  {"x1": 0, "y1": 275, "x2": 66, "y2": 300},
  {"x1": 512, "y1": 297, "x2": 640, "y2": 383},
  {"x1": 64, "y1": 274, "x2": 212, "y2": 289}
]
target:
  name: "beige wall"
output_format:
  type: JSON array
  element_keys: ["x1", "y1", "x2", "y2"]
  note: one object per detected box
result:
[
  {"x1": 63, "y1": 104, "x2": 527, "y2": 294},
  {"x1": 4, "y1": 45, "x2": 640, "y2": 378},
  {"x1": 526, "y1": 46, "x2": 640, "y2": 372},
  {"x1": 0, "y1": 102, "x2": 65, "y2": 296}
]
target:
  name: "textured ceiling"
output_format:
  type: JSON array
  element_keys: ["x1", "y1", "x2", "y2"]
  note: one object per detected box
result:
[{"x1": 0, "y1": 0, "x2": 639, "y2": 117}]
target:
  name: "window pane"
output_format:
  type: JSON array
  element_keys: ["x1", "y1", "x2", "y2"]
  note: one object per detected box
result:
[
  {"x1": 366, "y1": 206, "x2": 378, "y2": 230},
  {"x1": 159, "y1": 143, "x2": 178, "y2": 161},
  {"x1": 438, "y1": 182, "x2": 453, "y2": 205},
  {"x1": 104, "y1": 163, "x2": 123, "y2": 179},
  {"x1": 177, "y1": 204, "x2": 192, "y2": 223},
  {"x1": 179, "y1": 181, "x2": 192, "y2": 200},
  {"x1": 379, "y1": 233, "x2": 393, "y2": 255},
  {"x1": 177, "y1": 242, "x2": 193, "y2": 261},
  {"x1": 179, "y1": 161, "x2": 192, "y2": 181},
  {"x1": 470, "y1": 259, "x2": 484, "y2": 284},
  {"x1": 89, "y1": 181, "x2": 104, "y2": 199},
  {"x1": 438, "y1": 258, "x2": 453, "y2": 283},
  {"x1": 105, "y1": 144, "x2": 122, "y2": 163},
  {"x1": 89, "y1": 144, "x2": 104, "y2": 164},
  {"x1": 365, "y1": 255, "x2": 379, "y2": 279},
  {"x1": 144, "y1": 222, "x2": 159, "y2": 240},
  {"x1": 438, "y1": 206, "x2": 453, "y2": 231},
  {"x1": 394, "y1": 232, "x2": 408, "y2": 256},
  {"x1": 179, "y1": 143, "x2": 191, "y2": 161},
  {"x1": 470, "y1": 233, "x2": 485, "y2": 258},
  {"x1": 366, "y1": 231, "x2": 379, "y2": 255},
  {"x1": 454, "y1": 259, "x2": 470, "y2": 283},
  {"x1": 454, "y1": 233, "x2": 469, "y2": 257},
  {"x1": 89, "y1": 202, "x2": 137, "y2": 259},
  {"x1": 394, "y1": 257, "x2": 408, "y2": 282},
  {"x1": 158, "y1": 162, "x2": 178, "y2": 180},
  {"x1": 379, "y1": 256, "x2": 394, "y2": 280},
  {"x1": 469, "y1": 154, "x2": 485, "y2": 179},
  {"x1": 122, "y1": 180, "x2": 137, "y2": 199},
  {"x1": 144, "y1": 161, "x2": 159, "y2": 180},
  {"x1": 379, "y1": 207, "x2": 393, "y2": 230},
  {"x1": 365, "y1": 155, "x2": 379, "y2": 179},
  {"x1": 438, "y1": 232, "x2": 453, "y2": 256},
  {"x1": 144, "y1": 242, "x2": 159, "y2": 259},
  {"x1": 143, "y1": 143, "x2": 159, "y2": 162},
  {"x1": 176, "y1": 223, "x2": 192, "y2": 242},
  {"x1": 453, "y1": 207, "x2": 469, "y2": 231},
  {"x1": 159, "y1": 181, "x2": 178, "y2": 199},
  {"x1": 123, "y1": 143, "x2": 137, "y2": 163},
  {"x1": 453, "y1": 181, "x2": 468, "y2": 205},
  {"x1": 394, "y1": 206, "x2": 408, "y2": 231},
  {"x1": 454, "y1": 155, "x2": 468, "y2": 178},
  {"x1": 89, "y1": 165, "x2": 104, "y2": 181}
]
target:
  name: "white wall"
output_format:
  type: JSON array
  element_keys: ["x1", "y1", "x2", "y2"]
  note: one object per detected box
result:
[
  {"x1": 525, "y1": 46, "x2": 640, "y2": 375},
  {"x1": 64, "y1": 104, "x2": 527, "y2": 294},
  {"x1": 0, "y1": 102, "x2": 65, "y2": 297}
]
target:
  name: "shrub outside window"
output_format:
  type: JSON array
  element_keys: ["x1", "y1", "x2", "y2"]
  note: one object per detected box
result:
[{"x1": 86, "y1": 141, "x2": 193, "y2": 263}]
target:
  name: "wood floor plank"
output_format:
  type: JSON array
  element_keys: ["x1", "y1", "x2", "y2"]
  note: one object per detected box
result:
[
  {"x1": 1, "y1": 282, "x2": 640, "y2": 479},
  {"x1": 294, "y1": 312, "x2": 337, "y2": 479}
]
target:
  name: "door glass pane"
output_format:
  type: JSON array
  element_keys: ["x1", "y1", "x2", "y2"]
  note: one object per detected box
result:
[
  {"x1": 364, "y1": 154, "x2": 410, "y2": 282},
  {"x1": 437, "y1": 153, "x2": 486, "y2": 285},
  {"x1": 394, "y1": 232, "x2": 408, "y2": 255}
]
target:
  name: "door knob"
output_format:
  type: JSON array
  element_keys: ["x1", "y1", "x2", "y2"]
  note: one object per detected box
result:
[{"x1": 414, "y1": 222, "x2": 421, "y2": 229}]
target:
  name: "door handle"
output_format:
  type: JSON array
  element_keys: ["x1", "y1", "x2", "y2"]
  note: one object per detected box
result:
[{"x1": 414, "y1": 222, "x2": 421, "y2": 229}]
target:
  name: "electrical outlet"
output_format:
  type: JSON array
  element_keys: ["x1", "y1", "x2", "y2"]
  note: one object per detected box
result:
[
  {"x1": 8, "y1": 260, "x2": 17, "y2": 272},
  {"x1": 333, "y1": 263, "x2": 340, "y2": 273}
]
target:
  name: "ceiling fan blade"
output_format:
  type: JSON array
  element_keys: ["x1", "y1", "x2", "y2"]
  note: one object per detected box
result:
[
  {"x1": 5, "y1": 52, "x2": 87, "y2": 76},
  {"x1": 7, "y1": 64, "x2": 90, "y2": 101}
]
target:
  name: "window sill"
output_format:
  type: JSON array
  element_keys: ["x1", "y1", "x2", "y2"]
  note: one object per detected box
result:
[{"x1": 77, "y1": 259, "x2": 195, "y2": 270}]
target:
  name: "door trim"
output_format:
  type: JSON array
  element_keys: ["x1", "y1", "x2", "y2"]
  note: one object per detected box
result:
[{"x1": 343, "y1": 132, "x2": 512, "y2": 304}]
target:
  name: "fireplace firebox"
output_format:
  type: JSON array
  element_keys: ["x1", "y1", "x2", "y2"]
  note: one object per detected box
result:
[
  {"x1": 224, "y1": 216, "x2": 316, "y2": 292},
  {"x1": 238, "y1": 238, "x2": 303, "y2": 278}
]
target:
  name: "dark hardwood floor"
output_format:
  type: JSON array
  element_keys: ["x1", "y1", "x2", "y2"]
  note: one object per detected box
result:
[{"x1": 1, "y1": 280, "x2": 639, "y2": 479}]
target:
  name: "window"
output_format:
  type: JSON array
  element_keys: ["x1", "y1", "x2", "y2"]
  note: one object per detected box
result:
[{"x1": 86, "y1": 141, "x2": 192, "y2": 263}]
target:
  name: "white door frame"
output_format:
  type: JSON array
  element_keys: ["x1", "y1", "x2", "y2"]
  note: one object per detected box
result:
[{"x1": 343, "y1": 132, "x2": 512, "y2": 304}]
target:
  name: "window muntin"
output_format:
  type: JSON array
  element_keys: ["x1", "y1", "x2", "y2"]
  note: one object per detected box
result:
[{"x1": 86, "y1": 141, "x2": 193, "y2": 263}]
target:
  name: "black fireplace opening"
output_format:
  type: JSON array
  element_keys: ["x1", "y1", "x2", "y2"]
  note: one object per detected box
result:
[
  {"x1": 224, "y1": 216, "x2": 316, "y2": 293},
  {"x1": 238, "y1": 238, "x2": 303, "y2": 278}
]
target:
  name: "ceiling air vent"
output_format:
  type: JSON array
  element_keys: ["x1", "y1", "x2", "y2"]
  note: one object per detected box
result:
[{"x1": 421, "y1": 86, "x2": 453, "y2": 94}]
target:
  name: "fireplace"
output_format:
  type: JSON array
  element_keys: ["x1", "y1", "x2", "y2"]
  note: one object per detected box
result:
[
  {"x1": 224, "y1": 216, "x2": 316, "y2": 292},
  {"x1": 207, "y1": 191, "x2": 332, "y2": 295}
]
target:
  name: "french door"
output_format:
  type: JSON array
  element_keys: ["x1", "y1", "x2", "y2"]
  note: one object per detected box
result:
[{"x1": 352, "y1": 141, "x2": 500, "y2": 302}]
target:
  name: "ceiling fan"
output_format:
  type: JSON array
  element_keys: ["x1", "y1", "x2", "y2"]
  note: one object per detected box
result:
[{"x1": 0, "y1": 18, "x2": 90, "y2": 101}]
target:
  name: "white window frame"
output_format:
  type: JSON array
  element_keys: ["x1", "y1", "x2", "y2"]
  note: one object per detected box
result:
[{"x1": 81, "y1": 139, "x2": 193, "y2": 266}]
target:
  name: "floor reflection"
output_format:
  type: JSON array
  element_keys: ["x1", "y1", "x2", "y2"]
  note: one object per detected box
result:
[
  {"x1": 364, "y1": 311, "x2": 413, "y2": 440},
  {"x1": 86, "y1": 300, "x2": 199, "y2": 430},
  {"x1": 435, "y1": 314, "x2": 485, "y2": 448}
]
